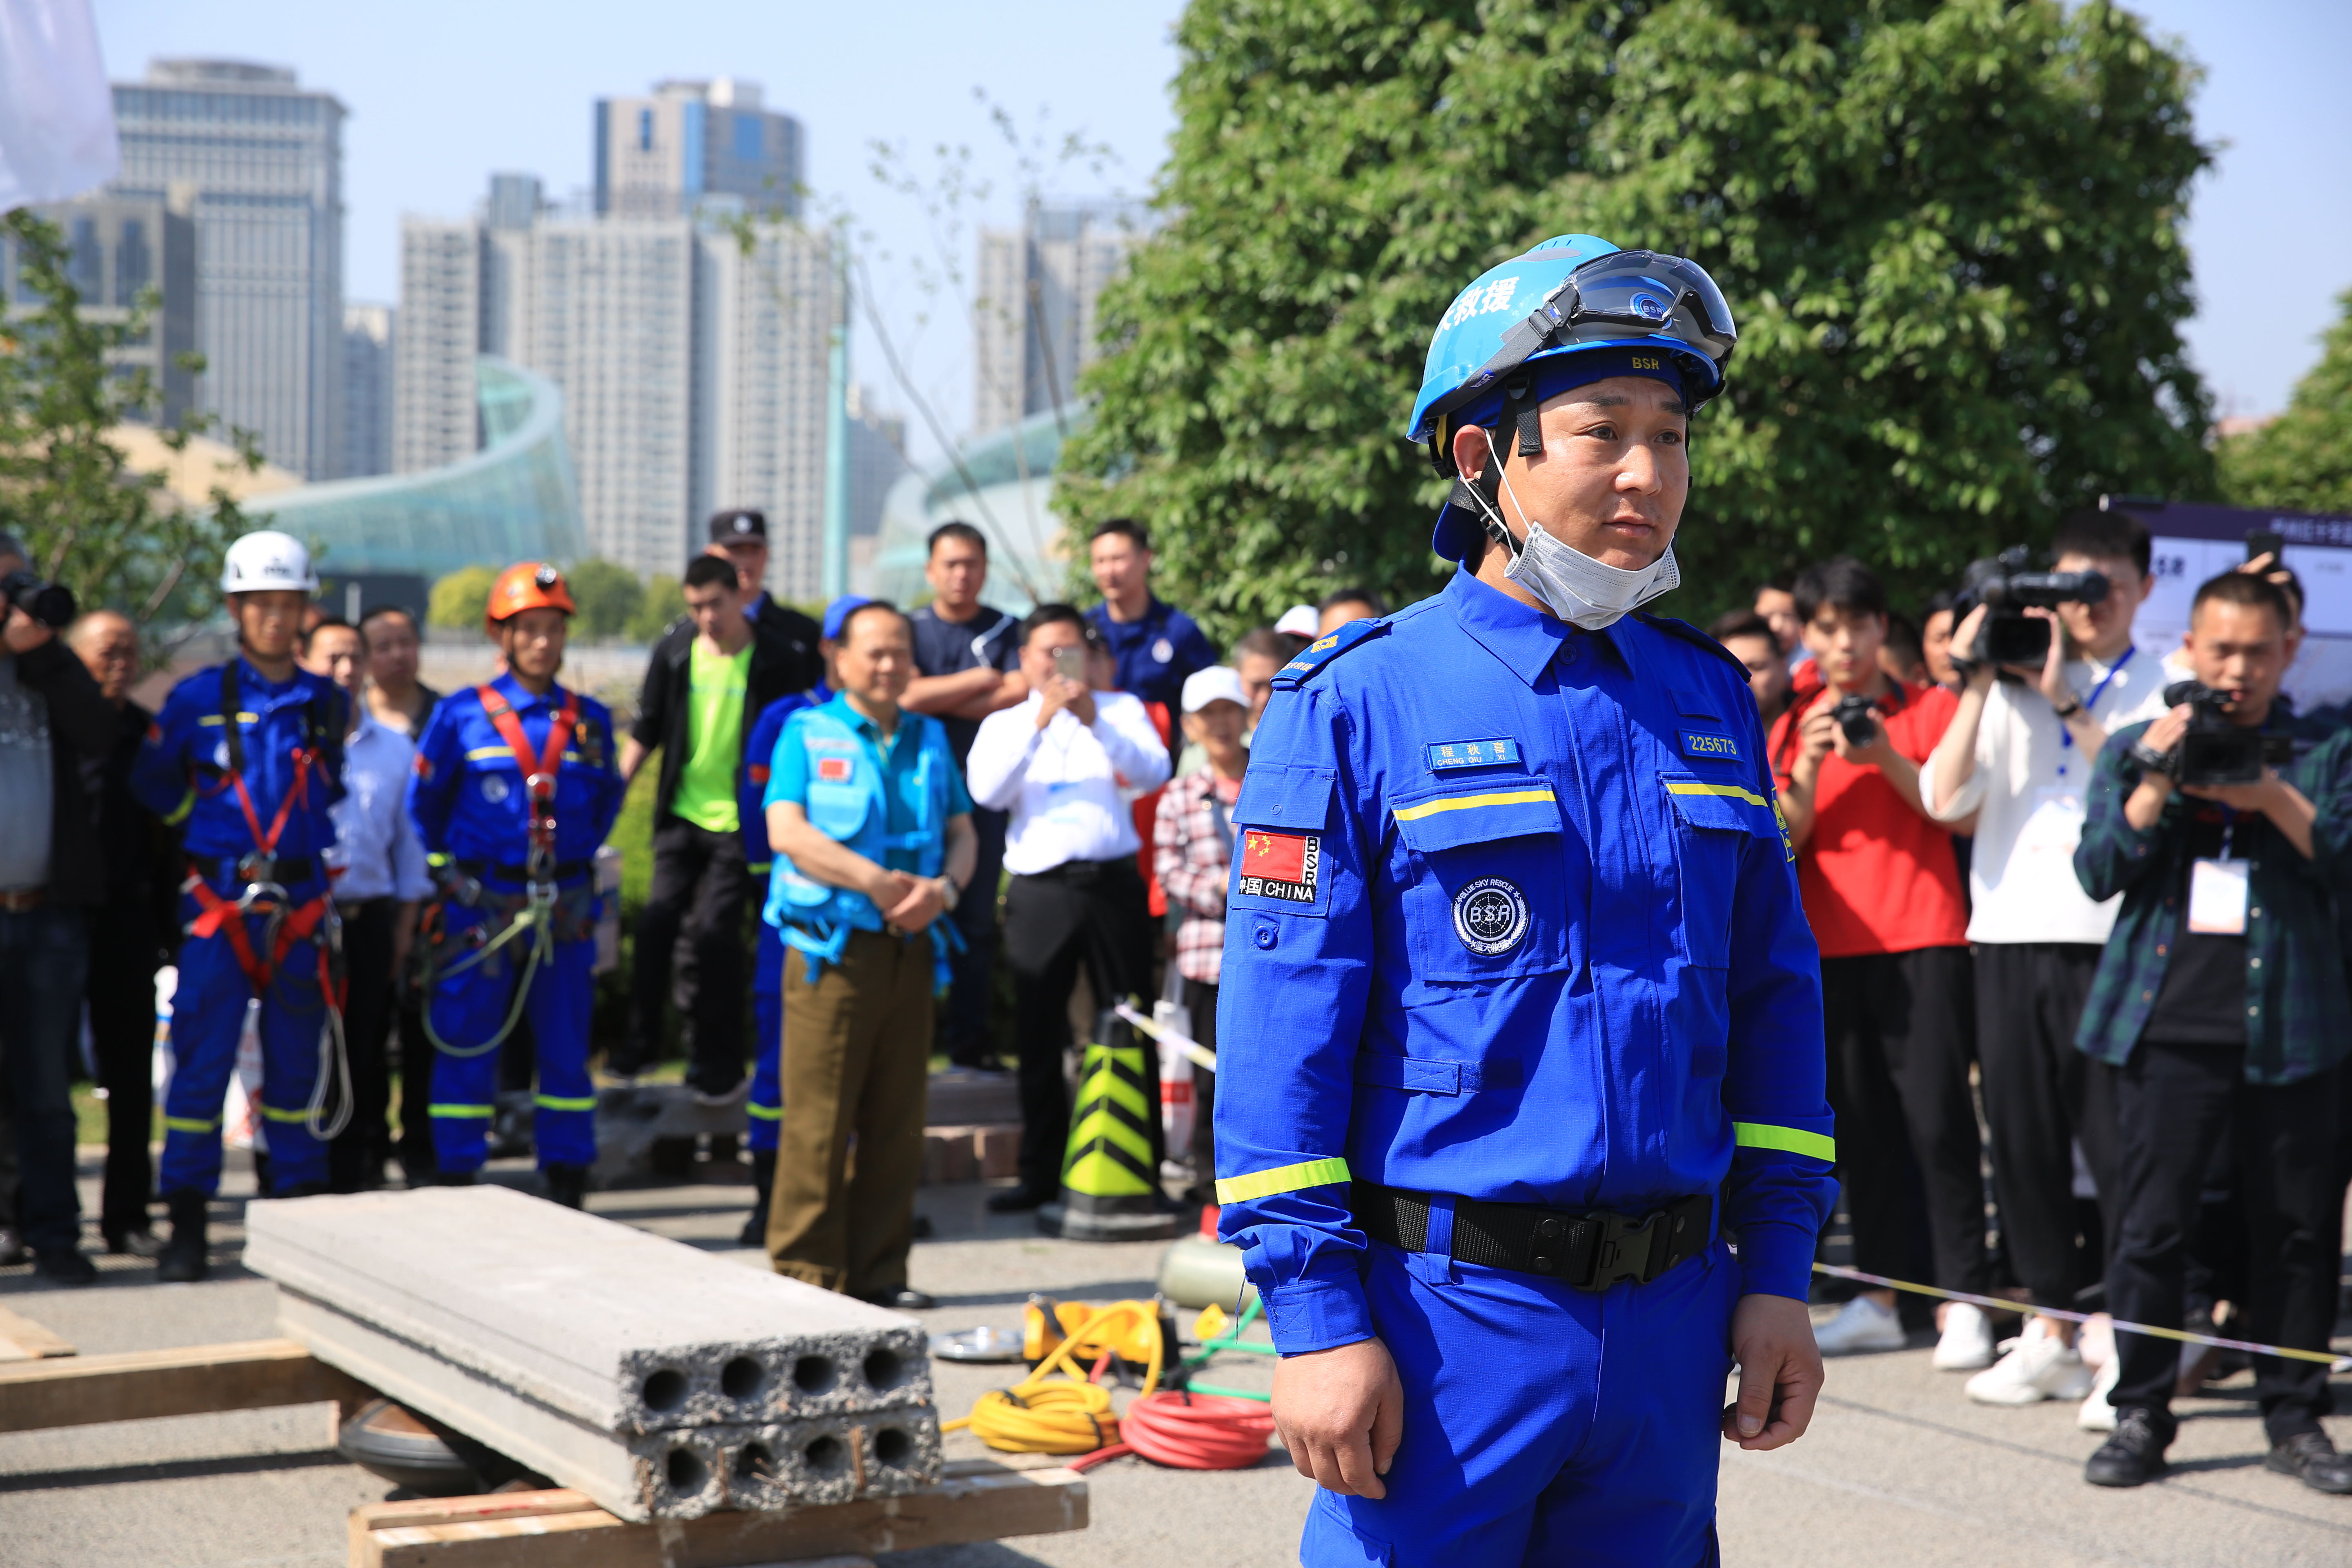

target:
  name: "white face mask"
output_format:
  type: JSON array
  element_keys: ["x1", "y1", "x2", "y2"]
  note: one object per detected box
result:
[{"x1": 1465, "y1": 435, "x2": 1680, "y2": 630}]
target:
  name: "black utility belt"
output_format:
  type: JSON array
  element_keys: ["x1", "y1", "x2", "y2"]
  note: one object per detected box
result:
[
  {"x1": 191, "y1": 854, "x2": 317, "y2": 885},
  {"x1": 1355, "y1": 1182, "x2": 1713, "y2": 1293},
  {"x1": 454, "y1": 858, "x2": 591, "y2": 885}
]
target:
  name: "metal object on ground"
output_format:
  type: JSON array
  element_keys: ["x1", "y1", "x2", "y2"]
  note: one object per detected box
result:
[
  {"x1": 1156, "y1": 1232, "x2": 1256, "y2": 1311},
  {"x1": 931, "y1": 1326, "x2": 1027, "y2": 1363}
]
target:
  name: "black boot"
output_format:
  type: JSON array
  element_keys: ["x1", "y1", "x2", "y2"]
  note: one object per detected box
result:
[
  {"x1": 2267, "y1": 1431, "x2": 2352, "y2": 1495},
  {"x1": 739, "y1": 1149, "x2": 775, "y2": 1247},
  {"x1": 156, "y1": 1190, "x2": 210, "y2": 1283},
  {"x1": 542, "y1": 1164, "x2": 588, "y2": 1210},
  {"x1": 2085, "y1": 1407, "x2": 2173, "y2": 1488}
]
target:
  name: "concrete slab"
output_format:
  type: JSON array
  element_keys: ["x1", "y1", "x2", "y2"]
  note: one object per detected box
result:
[{"x1": 244, "y1": 1186, "x2": 931, "y2": 1432}]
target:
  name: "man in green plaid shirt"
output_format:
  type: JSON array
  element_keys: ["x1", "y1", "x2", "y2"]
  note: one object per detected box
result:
[{"x1": 2071, "y1": 569, "x2": 2352, "y2": 1496}]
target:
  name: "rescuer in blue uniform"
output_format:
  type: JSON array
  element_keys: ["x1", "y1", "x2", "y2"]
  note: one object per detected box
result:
[
  {"x1": 1214, "y1": 236, "x2": 1837, "y2": 1566},
  {"x1": 133, "y1": 531, "x2": 348, "y2": 1282},
  {"x1": 408, "y1": 564, "x2": 624, "y2": 1208}
]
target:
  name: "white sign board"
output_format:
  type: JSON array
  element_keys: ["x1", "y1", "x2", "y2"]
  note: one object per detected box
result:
[{"x1": 2114, "y1": 502, "x2": 2352, "y2": 710}]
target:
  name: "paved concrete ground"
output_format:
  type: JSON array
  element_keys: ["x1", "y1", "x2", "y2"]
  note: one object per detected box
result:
[{"x1": 3, "y1": 1152, "x2": 2347, "y2": 1566}]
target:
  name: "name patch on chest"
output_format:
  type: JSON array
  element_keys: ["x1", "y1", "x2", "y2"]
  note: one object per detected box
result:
[
  {"x1": 1680, "y1": 730, "x2": 1741, "y2": 762},
  {"x1": 1238, "y1": 830, "x2": 1320, "y2": 904},
  {"x1": 815, "y1": 756, "x2": 853, "y2": 783},
  {"x1": 1426, "y1": 737, "x2": 1520, "y2": 771}
]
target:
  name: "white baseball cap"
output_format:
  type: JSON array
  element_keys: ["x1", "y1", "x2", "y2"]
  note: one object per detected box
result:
[
  {"x1": 1273, "y1": 604, "x2": 1319, "y2": 639},
  {"x1": 1181, "y1": 665, "x2": 1250, "y2": 714}
]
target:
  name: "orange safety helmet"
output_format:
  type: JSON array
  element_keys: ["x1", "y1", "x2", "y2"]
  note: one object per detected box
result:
[{"x1": 485, "y1": 562, "x2": 576, "y2": 627}]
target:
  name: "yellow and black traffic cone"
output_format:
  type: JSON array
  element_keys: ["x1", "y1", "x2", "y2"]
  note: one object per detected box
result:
[{"x1": 1039, "y1": 1008, "x2": 1185, "y2": 1241}]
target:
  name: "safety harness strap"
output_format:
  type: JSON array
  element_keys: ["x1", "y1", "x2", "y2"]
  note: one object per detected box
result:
[{"x1": 475, "y1": 683, "x2": 577, "y2": 878}]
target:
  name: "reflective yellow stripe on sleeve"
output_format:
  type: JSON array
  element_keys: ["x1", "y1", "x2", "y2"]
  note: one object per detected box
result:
[
  {"x1": 1392, "y1": 788, "x2": 1557, "y2": 822},
  {"x1": 534, "y1": 1094, "x2": 596, "y2": 1113},
  {"x1": 429, "y1": 1103, "x2": 496, "y2": 1118},
  {"x1": 1733, "y1": 1122, "x2": 1835, "y2": 1162},
  {"x1": 164, "y1": 788, "x2": 195, "y2": 826},
  {"x1": 1665, "y1": 780, "x2": 1773, "y2": 809},
  {"x1": 1214, "y1": 1156, "x2": 1352, "y2": 1205}
]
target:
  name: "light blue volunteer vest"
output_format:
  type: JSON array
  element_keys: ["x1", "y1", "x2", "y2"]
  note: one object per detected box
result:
[{"x1": 763, "y1": 704, "x2": 963, "y2": 986}]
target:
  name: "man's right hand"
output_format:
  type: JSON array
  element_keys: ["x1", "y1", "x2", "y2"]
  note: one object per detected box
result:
[
  {"x1": 1034, "y1": 675, "x2": 1098, "y2": 730},
  {"x1": 2, "y1": 605, "x2": 53, "y2": 655},
  {"x1": 1270, "y1": 1335, "x2": 1405, "y2": 1499},
  {"x1": 867, "y1": 868, "x2": 918, "y2": 912},
  {"x1": 1949, "y1": 604, "x2": 1995, "y2": 691}
]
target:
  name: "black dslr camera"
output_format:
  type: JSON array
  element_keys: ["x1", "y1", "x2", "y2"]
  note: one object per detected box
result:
[
  {"x1": 0, "y1": 568, "x2": 77, "y2": 630},
  {"x1": 1829, "y1": 693, "x2": 1880, "y2": 748},
  {"x1": 2158, "y1": 680, "x2": 2293, "y2": 787},
  {"x1": 1953, "y1": 546, "x2": 2110, "y2": 668}
]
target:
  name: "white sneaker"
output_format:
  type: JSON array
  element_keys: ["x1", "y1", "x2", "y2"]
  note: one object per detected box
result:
[
  {"x1": 1814, "y1": 1294, "x2": 1907, "y2": 1356},
  {"x1": 1932, "y1": 1302, "x2": 1996, "y2": 1371},
  {"x1": 2078, "y1": 1351, "x2": 2120, "y2": 1431},
  {"x1": 1964, "y1": 1319, "x2": 2092, "y2": 1405}
]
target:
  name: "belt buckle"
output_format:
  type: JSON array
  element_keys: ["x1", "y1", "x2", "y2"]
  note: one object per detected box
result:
[
  {"x1": 238, "y1": 851, "x2": 276, "y2": 886},
  {"x1": 1580, "y1": 1209, "x2": 1661, "y2": 1292}
]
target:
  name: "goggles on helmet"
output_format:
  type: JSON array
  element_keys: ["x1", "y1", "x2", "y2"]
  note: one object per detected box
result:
[{"x1": 1419, "y1": 248, "x2": 1737, "y2": 468}]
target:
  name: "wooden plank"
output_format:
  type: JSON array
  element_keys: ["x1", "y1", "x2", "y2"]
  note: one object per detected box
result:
[
  {"x1": 0, "y1": 1336, "x2": 375, "y2": 1432},
  {"x1": 0, "y1": 1302, "x2": 77, "y2": 1360},
  {"x1": 352, "y1": 1464, "x2": 1088, "y2": 1568}
]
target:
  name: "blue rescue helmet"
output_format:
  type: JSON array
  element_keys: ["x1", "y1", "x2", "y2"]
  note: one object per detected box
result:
[{"x1": 1410, "y1": 235, "x2": 1739, "y2": 561}]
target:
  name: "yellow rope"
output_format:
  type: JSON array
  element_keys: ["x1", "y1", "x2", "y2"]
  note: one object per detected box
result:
[{"x1": 942, "y1": 1300, "x2": 1167, "y2": 1454}]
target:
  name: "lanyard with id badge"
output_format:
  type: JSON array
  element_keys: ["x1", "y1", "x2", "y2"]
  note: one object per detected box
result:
[
  {"x1": 2187, "y1": 809, "x2": 2250, "y2": 935},
  {"x1": 2016, "y1": 647, "x2": 2135, "y2": 862}
]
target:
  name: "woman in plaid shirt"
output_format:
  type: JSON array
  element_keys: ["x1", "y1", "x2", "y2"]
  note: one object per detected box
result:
[{"x1": 1155, "y1": 666, "x2": 1253, "y2": 1198}]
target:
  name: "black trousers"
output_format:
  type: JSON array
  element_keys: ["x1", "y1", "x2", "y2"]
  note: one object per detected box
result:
[
  {"x1": 1002, "y1": 858, "x2": 1155, "y2": 1195},
  {"x1": 626, "y1": 815, "x2": 750, "y2": 1091},
  {"x1": 328, "y1": 898, "x2": 396, "y2": 1192},
  {"x1": 1820, "y1": 947, "x2": 1988, "y2": 1293},
  {"x1": 2108, "y1": 1038, "x2": 2339, "y2": 1441},
  {"x1": 1181, "y1": 976, "x2": 1218, "y2": 1175},
  {"x1": 939, "y1": 807, "x2": 1007, "y2": 1067},
  {"x1": 1973, "y1": 942, "x2": 2118, "y2": 1310},
  {"x1": 394, "y1": 949, "x2": 433, "y2": 1181},
  {"x1": 84, "y1": 897, "x2": 161, "y2": 1238}
]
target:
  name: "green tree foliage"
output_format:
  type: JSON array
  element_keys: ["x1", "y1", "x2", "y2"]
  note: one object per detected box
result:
[
  {"x1": 1058, "y1": 0, "x2": 2215, "y2": 637},
  {"x1": 628, "y1": 574, "x2": 684, "y2": 644},
  {"x1": 0, "y1": 210, "x2": 263, "y2": 647},
  {"x1": 2217, "y1": 289, "x2": 2352, "y2": 514},
  {"x1": 566, "y1": 557, "x2": 645, "y2": 640},
  {"x1": 428, "y1": 564, "x2": 497, "y2": 630}
]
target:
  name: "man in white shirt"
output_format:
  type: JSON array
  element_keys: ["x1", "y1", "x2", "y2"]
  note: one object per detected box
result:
[
  {"x1": 965, "y1": 604, "x2": 1171, "y2": 1212},
  {"x1": 301, "y1": 619, "x2": 432, "y2": 1190},
  {"x1": 1924, "y1": 508, "x2": 2172, "y2": 1408}
]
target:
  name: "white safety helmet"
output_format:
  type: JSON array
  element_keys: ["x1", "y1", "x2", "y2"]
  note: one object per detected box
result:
[{"x1": 219, "y1": 530, "x2": 320, "y2": 595}]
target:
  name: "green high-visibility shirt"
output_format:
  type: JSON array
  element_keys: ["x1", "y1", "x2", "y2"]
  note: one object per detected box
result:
[{"x1": 674, "y1": 639, "x2": 752, "y2": 833}]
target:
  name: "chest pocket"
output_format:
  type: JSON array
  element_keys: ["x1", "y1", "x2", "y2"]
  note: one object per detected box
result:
[
  {"x1": 1661, "y1": 772, "x2": 1784, "y2": 968},
  {"x1": 805, "y1": 747, "x2": 876, "y2": 840},
  {"x1": 1390, "y1": 778, "x2": 1572, "y2": 982}
]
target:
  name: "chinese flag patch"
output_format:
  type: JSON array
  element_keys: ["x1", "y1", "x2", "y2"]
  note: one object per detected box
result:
[
  {"x1": 815, "y1": 756, "x2": 852, "y2": 783},
  {"x1": 1238, "y1": 830, "x2": 1319, "y2": 904}
]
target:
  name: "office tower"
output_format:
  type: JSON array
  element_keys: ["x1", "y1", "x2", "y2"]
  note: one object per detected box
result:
[
  {"x1": 9, "y1": 190, "x2": 199, "y2": 427},
  {"x1": 593, "y1": 79, "x2": 802, "y2": 221},
  {"x1": 486, "y1": 173, "x2": 543, "y2": 232},
  {"x1": 971, "y1": 200, "x2": 1143, "y2": 437},
  {"x1": 392, "y1": 220, "x2": 481, "y2": 474},
  {"x1": 340, "y1": 303, "x2": 394, "y2": 479},
  {"x1": 108, "y1": 59, "x2": 346, "y2": 477},
  {"x1": 845, "y1": 383, "x2": 909, "y2": 541}
]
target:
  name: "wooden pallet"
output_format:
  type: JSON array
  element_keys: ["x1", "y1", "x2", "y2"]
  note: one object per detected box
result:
[
  {"x1": 0, "y1": 1333, "x2": 373, "y2": 1431},
  {"x1": 0, "y1": 1301, "x2": 78, "y2": 1361},
  {"x1": 349, "y1": 1459, "x2": 1087, "y2": 1568}
]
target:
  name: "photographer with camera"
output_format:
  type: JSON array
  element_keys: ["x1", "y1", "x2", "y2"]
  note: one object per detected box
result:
[
  {"x1": 1769, "y1": 559, "x2": 1981, "y2": 1359},
  {"x1": 2069, "y1": 570, "x2": 2352, "y2": 1494},
  {"x1": 1924, "y1": 509, "x2": 2170, "y2": 1406}
]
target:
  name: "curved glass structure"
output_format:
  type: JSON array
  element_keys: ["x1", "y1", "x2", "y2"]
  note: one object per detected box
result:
[
  {"x1": 866, "y1": 403, "x2": 1082, "y2": 615},
  {"x1": 251, "y1": 357, "x2": 587, "y2": 579}
]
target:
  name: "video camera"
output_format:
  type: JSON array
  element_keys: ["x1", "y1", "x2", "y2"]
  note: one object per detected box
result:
[
  {"x1": 0, "y1": 568, "x2": 76, "y2": 630},
  {"x1": 2157, "y1": 680, "x2": 2293, "y2": 788},
  {"x1": 1952, "y1": 546, "x2": 2110, "y2": 668}
]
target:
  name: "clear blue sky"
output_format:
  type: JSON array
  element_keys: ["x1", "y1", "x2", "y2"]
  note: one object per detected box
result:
[{"x1": 92, "y1": 0, "x2": 2350, "y2": 459}]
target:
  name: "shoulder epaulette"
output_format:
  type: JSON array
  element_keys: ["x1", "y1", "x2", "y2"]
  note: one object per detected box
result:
[
  {"x1": 1635, "y1": 612, "x2": 1749, "y2": 677},
  {"x1": 1270, "y1": 617, "x2": 1389, "y2": 690}
]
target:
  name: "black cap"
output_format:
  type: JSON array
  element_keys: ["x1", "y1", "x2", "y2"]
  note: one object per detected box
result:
[{"x1": 710, "y1": 508, "x2": 768, "y2": 543}]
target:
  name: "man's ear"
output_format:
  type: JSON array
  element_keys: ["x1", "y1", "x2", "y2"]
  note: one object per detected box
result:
[{"x1": 1450, "y1": 423, "x2": 1495, "y2": 484}]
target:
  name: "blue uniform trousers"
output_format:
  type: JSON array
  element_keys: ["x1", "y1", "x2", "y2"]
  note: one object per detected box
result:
[
  {"x1": 749, "y1": 979, "x2": 783, "y2": 1154},
  {"x1": 1303, "y1": 1236, "x2": 1739, "y2": 1568},
  {"x1": 161, "y1": 880, "x2": 333, "y2": 1198},
  {"x1": 425, "y1": 899, "x2": 596, "y2": 1172}
]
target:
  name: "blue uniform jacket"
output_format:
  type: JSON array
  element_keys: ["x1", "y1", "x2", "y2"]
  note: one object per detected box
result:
[
  {"x1": 407, "y1": 674, "x2": 624, "y2": 872},
  {"x1": 1086, "y1": 597, "x2": 1217, "y2": 716},
  {"x1": 740, "y1": 688, "x2": 822, "y2": 992},
  {"x1": 1214, "y1": 569, "x2": 1835, "y2": 1354},
  {"x1": 131, "y1": 658, "x2": 346, "y2": 868}
]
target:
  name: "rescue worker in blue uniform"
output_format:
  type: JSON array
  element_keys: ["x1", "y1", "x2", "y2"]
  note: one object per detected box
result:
[
  {"x1": 1215, "y1": 236, "x2": 1837, "y2": 1566},
  {"x1": 133, "y1": 531, "x2": 348, "y2": 1282},
  {"x1": 730, "y1": 592, "x2": 859, "y2": 1244},
  {"x1": 408, "y1": 564, "x2": 624, "y2": 1208}
]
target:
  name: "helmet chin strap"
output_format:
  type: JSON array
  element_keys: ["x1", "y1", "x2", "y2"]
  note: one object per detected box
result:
[{"x1": 1455, "y1": 425, "x2": 1530, "y2": 559}]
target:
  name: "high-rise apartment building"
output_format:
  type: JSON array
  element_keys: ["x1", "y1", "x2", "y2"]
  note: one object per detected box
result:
[
  {"x1": 594, "y1": 79, "x2": 802, "y2": 221},
  {"x1": 340, "y1": 303, "x2": 394, "y2": 479},
  {"x1": 972, "y1": 200, "x2": 1143, "y2": 437},
  {"x1": 107, "y1": 60, "x2": 346, "y2": 478},
  {"x1": 8, "y1": 190, "x2": 199, "y2": 428},
  {"x1": 396, "y1": 167, "x2": 836, "y2": 591}
]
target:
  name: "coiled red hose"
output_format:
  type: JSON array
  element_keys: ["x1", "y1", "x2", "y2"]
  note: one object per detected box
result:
[{"x1": 1067, "y1": 1390, "x2": 1277, "y2": 1472}]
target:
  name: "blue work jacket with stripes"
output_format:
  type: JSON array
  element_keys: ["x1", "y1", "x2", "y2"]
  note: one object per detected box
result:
[
  {"x1": 131, "y1": 657, "x2": 346, "y2": 864},
  {"x1": 1212, "y1": 567, "x2": 1837, "y2": 1355},
  {"x1": 407, "y1": 674, "x2": 625, "y2": 872}
]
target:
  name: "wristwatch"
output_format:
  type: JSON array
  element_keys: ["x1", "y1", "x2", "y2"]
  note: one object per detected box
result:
[
  {"x1": 937, "y1": 872, "x2": 961, "y2": 913},
  {"x1": 2051, "y1": 695, "x2": 2082, "y2": 719},
  {"x1": 2128, "y1": 738, "x2": 2177, "y2": 777}
]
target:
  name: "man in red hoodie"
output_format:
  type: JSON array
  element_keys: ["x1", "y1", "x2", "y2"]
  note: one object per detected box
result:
[{"x1": 1771, "y1": 557, "x2": 1984, "y2": 1364}]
